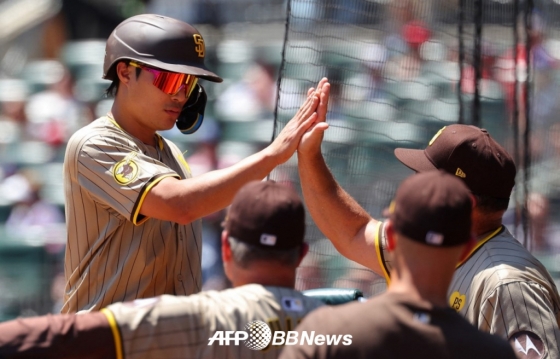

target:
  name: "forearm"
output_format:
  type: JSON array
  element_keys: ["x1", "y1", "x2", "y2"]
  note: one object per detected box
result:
[
  {"x1": 298, "y1": 151, "x2": 382, "y2": 271},
  {"x1": 0, "y1": 312, "x2": 116, "y2": 359},
  {"x1": 146, "y1": 147, "x2": 281, "y2": 224}
]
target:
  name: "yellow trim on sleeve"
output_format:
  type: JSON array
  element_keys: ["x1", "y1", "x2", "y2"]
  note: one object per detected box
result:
[
  {"x1": 374, "y1": 221, "x2": 391, "y2": 283},
  {"x1": 132, "y1": 173, "x2": 180, "y2": 225},
  {"x1": 100, "y1": 308, "x2": 124, "y2": 359}
]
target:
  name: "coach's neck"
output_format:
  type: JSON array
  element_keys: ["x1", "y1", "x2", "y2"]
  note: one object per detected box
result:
[
  {"x1": 472, "y1": 208, "x2": 505, "y2": 239},
  {"x1": 228, "y1": 261, "x2": 297, "y2": 288}
]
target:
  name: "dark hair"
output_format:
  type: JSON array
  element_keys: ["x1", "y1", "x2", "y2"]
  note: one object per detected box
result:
[
  {"x1": 473, "y1": 194, "x2": 510, "y2": 214},
  {"x1": 228, "y1": 237, "x2": 302, "y2": 268},
  {"x1": 104, "y1": 60, "x2": 141, "y2": 97}
]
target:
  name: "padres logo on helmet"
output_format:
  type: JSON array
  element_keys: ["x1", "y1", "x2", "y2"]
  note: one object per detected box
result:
[{"x1": 102, "y1": 14, "x2": 222, "y2": 83}]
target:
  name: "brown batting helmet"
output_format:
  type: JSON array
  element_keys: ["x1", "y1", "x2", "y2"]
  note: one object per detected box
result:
[{"x1": 103, "y1": 14, "x2": 223, "y2": 83}]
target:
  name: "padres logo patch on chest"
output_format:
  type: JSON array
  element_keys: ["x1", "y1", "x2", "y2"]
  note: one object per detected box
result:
[{"x1": 113, "y1": 152, "x2": 139, "y2": 185}]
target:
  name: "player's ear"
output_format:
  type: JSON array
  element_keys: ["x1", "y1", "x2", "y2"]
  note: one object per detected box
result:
[
  {"x1": 221, "y1": 230, "x2": 232, "y2": 263},
  {"x1": 115, "y1": 61, "x2": 133, "y2": 85},
  {"x1": 296, "y1": 243, "x2": 309, "y2": 267},
  {"x1": 385, "y1": 220, "x2": 396, "y2": 252},
  {"x1": 469, "y1": 194, "x2": 477, "y2": 209}
]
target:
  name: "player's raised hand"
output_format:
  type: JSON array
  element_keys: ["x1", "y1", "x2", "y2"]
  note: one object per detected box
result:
[
  {"x1": 265, "y1": 78, "x2": 328, "y2": 165},
  {"x1": 298, "y1": 79, "x2": 330, "y2": 158}
]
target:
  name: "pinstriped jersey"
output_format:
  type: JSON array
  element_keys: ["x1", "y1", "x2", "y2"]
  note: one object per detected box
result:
[
  {"x1": 62, "y1": 116, "x2": 202, "y2": 313},
  {"x1": 375, "y1": 223, "x2": 560, "y2": 359},
  {"x1": 103, "y1": 284, "x2": 325, "y2": 359}
]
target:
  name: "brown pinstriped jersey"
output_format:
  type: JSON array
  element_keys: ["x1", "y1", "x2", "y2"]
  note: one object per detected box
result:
[
  {"x1": 103, "y1": 284, "x2": 325, "y2": 359},
  {"x1": 62, "y1": 116, "x2": 202, "y2": 313},
  {"x1": 375, "y1": 223, "x2": 560, "y2": 359}
]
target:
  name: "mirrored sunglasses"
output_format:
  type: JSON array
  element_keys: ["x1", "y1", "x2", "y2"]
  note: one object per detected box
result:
[{"x1": 130, "y1": 61, "x2": 198, "y2": 97}]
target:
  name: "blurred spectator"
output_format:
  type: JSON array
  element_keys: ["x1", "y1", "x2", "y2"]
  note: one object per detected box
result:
[
  {"x1": 0, "y1": 79, "x2": 29, "y2": 144},
  {"x1": 344, "y1": 43, "x2": 388, "y2": 103},
  {"x1": 214, "y1": 60, "x2": 278, "y2": 122},
  {"x1": 377, "y1": 0, "x2": 431, "y2": 81},
  {"x1": 494, "y1": 11, "x2": 558, "y2": 159},
  {"x1": 526, "y1": 123, "x2": 560, "y2": 252},
  {"x1": 24, "y1": 62, "x2": 91, "y2": 146},
  {"x1": 2, "y1": 169, "x2": 64, "y2": 239}
]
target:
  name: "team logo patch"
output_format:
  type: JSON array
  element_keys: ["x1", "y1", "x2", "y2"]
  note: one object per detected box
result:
[
  {"x1": 509, "y1": 331, "x2": 545, "y2": 359},
  {"x1": 449, "y1": 291, "x2": 466, "y2": 312},
  {"x1": 281, "y1": 297, "x2": 304, "y2": 312},
  {"x1": 113, "y1": 152, "x2": 139, "y2": 185}
]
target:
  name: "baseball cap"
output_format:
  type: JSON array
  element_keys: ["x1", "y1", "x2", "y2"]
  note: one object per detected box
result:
[
  {"x1": 387, "y1": 171, "x2": 473, "y2": 247},
  {"x1": 225, "y1": 181, "x2": 305, "y2": 250},
  {"x1": 394, "y1": 124, "x2": 516, "y2": 199}
]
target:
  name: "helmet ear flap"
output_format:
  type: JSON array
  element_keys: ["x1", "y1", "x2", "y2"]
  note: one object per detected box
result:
[{"x1": 176, "y1": 84, "x2": 207, "y2": 135}]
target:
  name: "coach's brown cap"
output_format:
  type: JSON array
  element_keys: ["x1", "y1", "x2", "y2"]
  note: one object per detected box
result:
[
  {"x1": 225, "y1": 181, "x2": 305, "y2": 250},
  {"x1": 387, "y1": 171, "x2": 473, "y2": 247},
  {"x1": 394, "y1": 124, "x2": 516, "y2": 199}
]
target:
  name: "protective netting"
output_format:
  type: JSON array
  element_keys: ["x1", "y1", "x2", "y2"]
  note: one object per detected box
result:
[{"x1": 270, "y1": 0, "x2": 560, "y2": 297}]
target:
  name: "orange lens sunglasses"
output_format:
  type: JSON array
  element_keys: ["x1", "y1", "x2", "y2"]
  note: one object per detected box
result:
[{"x1": 130, "y1": 61, "x2": 198, "y2": 97}]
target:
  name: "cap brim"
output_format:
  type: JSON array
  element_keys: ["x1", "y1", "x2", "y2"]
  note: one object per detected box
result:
[
  {"x1": 103, "y1": 57, "x2": 224, "y2": 83},
  {"x1": 160, "y1": 62, "x2": 223, "y2": 83},
  {"x1": 394, "y1": 148, "x2": 438, "y2": 172}
]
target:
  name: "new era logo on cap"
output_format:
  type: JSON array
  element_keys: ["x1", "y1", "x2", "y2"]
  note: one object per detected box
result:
[{"x1": 455, "y1": 168, "x2": 466, "y2": 178}]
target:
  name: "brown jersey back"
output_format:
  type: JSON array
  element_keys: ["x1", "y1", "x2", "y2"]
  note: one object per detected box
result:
[{"x1": 280, "y1": 292, "x2": 518, "y2": 359}]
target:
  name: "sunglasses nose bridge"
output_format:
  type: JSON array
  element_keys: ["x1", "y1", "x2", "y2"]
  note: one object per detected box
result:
[
  {"x1": 174, "y1": 78, "x2": 198, "y2": 98},
  {"x1": 170, "y1": 84, "x2": 188, "y2": 98}
]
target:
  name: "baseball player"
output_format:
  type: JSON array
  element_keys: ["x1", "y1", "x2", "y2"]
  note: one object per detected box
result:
[
  {"x1": 62, "y1": 13, "x2": 329, "y2": 312},
  {"x1": 280, "y1": 171, "x2": 517, "y2": 359},
  {"x1": 0, "y1": 181, "x2": 325, "y2": 359},
  {"x1": 297, "y1": 88, "x2": 560, "y2": 359}
]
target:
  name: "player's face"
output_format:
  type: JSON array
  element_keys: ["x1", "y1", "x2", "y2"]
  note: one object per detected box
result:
[{"x1": 128, "y1": 64, "x2": 191, "y2": 131}]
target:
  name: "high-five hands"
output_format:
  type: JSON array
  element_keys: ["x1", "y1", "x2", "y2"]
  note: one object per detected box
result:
[
  {"x1": 267, "y1": 77, "x2": 330, "y2": 165},
  {"x1": 298, "y1": 78, "x2": 331, "y2": 158}
]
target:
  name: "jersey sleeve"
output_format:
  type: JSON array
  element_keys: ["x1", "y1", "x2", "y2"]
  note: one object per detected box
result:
[
  {"x1": 105, "y1": 295, "x2": 211, "y2": 359},
  {"x1": 478, "y1": 281, "x2": 560, "y2": 358},
  {"x1": 0, "y1": 312, "x2": 116, "y2": 359},
  {"x1": 75, "y1": 134, "x2": 180, "y2": 225}
]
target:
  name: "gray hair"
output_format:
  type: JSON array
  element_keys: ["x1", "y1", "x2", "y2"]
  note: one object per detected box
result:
[{"x1": 228, "y1": 236, "x2": 302, "y2": 269}]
